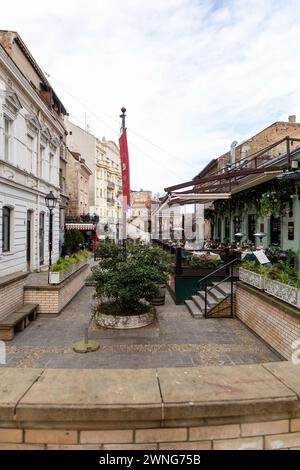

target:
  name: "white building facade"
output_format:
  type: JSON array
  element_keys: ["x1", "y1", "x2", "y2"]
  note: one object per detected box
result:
[
  {"x1": 0, "y1": 34, "x2": 67, "y2": 277},
  {"x1": 66, "y1": 120, "x2": 122, "y2": 240}
]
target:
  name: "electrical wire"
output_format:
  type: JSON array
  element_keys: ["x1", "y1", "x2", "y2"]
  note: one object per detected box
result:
[
  {"x1": 44, "y1": 71, "x2": 192, "y2": 180},
  {"x1": 44, "y1": 71, "x2": 199, "y2": 172}
]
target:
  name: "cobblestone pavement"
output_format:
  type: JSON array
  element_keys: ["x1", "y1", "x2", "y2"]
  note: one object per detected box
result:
[{"x1": 1, "y1": 287, "x2": 280, "y2": 369}]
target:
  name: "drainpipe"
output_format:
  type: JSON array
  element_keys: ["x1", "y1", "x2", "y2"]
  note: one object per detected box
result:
[{"x1": 36, "y1": 110, "x2": 41, "y2": 271}]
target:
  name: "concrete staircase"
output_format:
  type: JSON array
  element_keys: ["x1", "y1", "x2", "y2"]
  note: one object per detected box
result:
[{"x1": 185, "y1": 282, "x2": 233, "y2": 318}]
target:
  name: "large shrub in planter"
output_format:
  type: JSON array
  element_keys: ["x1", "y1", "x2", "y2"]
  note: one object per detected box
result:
[
  {"x1": 64, "y1": 229, "x2": 84, "y2": 253},
  {"x1": 91, "y1": 241, "x2": 172, "y2": 314}
]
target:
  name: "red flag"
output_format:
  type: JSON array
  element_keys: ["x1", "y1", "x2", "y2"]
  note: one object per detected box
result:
[{"x1": 119, "y1": 129, "x2": 130, "y2": 206}]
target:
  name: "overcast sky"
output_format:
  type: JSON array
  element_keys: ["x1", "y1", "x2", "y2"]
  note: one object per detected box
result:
[{"x1": 2, "y1": 0, "x2": 300, "y2": 193}]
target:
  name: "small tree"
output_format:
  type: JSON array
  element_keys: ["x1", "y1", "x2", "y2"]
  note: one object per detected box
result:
[
  {"x1": 91, "y1": 241, "x2": 171, "y2": 315},
  {"x1": 64, "y1": 229, "x2": 84, "y2": 253}
]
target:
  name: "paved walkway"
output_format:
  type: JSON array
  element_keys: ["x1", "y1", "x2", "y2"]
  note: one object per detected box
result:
[{"x1": 2, "y1": 287, "x2": 280, "y2": 368}]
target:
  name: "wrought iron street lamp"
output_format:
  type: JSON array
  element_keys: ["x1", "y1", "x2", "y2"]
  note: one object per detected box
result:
[{"x1": 45, "y1": 191, "x2": 57, "y2": 271}]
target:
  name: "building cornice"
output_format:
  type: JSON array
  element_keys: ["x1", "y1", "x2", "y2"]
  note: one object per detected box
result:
[
  {"x1": 0, "y1": 46, "x2": 65, "y2": 136},
  {"x1": 0, "y1": 159, "x2": 60, "y2": 195}
]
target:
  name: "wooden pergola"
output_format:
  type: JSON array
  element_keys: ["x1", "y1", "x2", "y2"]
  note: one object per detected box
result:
[{"x1": 162, "y1": 136, "x2": 300, "y2": 206}]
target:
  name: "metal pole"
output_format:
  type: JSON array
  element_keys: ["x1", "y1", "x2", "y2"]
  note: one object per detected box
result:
[
  {"x1": 175, "y1": 247, "x2": 182, "y2": 275},
  {"x1": 49, "y1": 208, "x2": 53, "y2": 268},
  {"x1": 230, "y1": 263, "x2": 234, "y2": 317},
  {"x1": 84, "y1": 327, "x2": 89, "y2": 344},
  {"x1": 287, "y1": 136, "x2": 291, "y2": 171},
  {"x1": 204, "y1": 278, "x2": 208, "y2": 318},
  {"x1": 120, "y1": 107, "x2": 126, "y2": 133},
  {"x1": 120, "y1": 107, "x2": 127, "y2": 243}
]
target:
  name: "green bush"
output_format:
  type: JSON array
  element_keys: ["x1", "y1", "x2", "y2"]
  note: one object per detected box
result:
[
  {"x1": 64, "y1": 229, "x2": 84, "y2": 253},
  {"x1": 190, "y1": 256, "x2": 220, "y2": 269},
  {"x1": 190, "y1": 257, "x2": 204, "y2": 268},
  {"x1": 50, "y1": 250, "x2": 89, "y2": 272},
  {"x1": 91, "y1": 241, "x2": 172, "y2": 315}
]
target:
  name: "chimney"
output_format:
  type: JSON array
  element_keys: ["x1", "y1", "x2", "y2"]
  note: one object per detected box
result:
[
  {"x1": 288, "y1": 115, "x2": 296, "y2": 124},
  {"x1": 230, "y1": 141, "x2": 238, "y2": 166},
  {"x1": 241, "y1": 145, "x2": 250, "y2": 162}
]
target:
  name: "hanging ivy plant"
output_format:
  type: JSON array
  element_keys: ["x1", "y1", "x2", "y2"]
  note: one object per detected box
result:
[
  {"x1": 213, "y1": 199, "x2": 229, "y2": 215},
  {"x1": 258, "y1": 192, "x2": 283, "y2": 217},
  {"x1": 204, "y1": 208, "x2": 215, "y2": 221},
  {"x1": 212, "y1": 178, "x2": 297, "y2": 218}
]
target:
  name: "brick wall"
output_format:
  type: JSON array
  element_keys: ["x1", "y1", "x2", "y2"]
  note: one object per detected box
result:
[
  {"x1": 0, "y1": 364, "x2": 300, "y2": 450},
  {"x1": 1, "y1": 418, "x2": 300, "y2": 450},
  {"x1": 236, "y1": 282, "x2": 300, "y2": 359},
  {"x1": 0, "y1": 273, "x2": 27, "y2": 320},
  {"x1": 217, "y1": 121, "x2": 300, "y2": 170},
  {"x1": 24, "y1": 264, "x2": 90, "y2": 314},
  {"x1": 58, "y1": 264, "x2": 90, "y2": 311}
]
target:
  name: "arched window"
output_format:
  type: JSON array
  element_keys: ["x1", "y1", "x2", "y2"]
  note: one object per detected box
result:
[{"x1": 2, "y1": 206, "x2": 11, "y2": 252}]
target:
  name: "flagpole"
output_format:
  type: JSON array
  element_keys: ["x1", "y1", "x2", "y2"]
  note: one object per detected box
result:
[{"x1": 120, "y1": 107, "x2": 127, "y2": 243}]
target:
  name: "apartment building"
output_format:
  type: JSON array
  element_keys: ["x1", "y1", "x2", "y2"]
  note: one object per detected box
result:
[{"x1": 0, "y1": 30, "x2": 67, "y2": 277}]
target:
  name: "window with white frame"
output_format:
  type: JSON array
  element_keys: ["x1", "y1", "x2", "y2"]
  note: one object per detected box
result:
[
  {"x1": 2, "y1": 206, "x2": 11, "y2": 252},
  {"x1": 49, "y1": 153, "x2": 54, "y2": 183},
  {"x1": 40, "y1": 145, "x2": 45, "y2": 178},
  {"x1": 27, "y1": 134, "x2": 34, "y2": 173},
  {"x1": 4, "y1": 117, "x2": 12, "y2": 162}
]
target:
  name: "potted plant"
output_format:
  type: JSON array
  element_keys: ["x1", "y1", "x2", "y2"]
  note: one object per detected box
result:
[{"x1": 90, "y1": 241, "x2": 167, "y2": 328}]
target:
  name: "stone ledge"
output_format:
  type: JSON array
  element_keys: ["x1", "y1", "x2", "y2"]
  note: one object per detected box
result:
[
  {"x1": 24, "y1": 264, "x2": 89, "y2": 291},
  {"x1": 0, "y1": 363, "x2": 299, "y2": 426},
  {"x1": 0, "y1": 272, "x2": 28, "y2": 289},
  {"x1": 237, "y1": 281, "x2": 300, "y2": 320},
  {"x1": 157, "y1": 364, "x2": 298, "y2": 420}
]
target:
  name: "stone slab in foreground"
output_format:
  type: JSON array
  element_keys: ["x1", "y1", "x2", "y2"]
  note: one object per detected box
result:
[
  {"x1": 16, "y1": 368, "x2": 162, "y2": 422},
  {"x1": 1, "y1": 363, "x2": 300, "y2": 449},
  {"x1": 0, "y1": 368, "x2": 43, "y2": 420},
  {"x1": 157, "y1": 364, "x2": 299, "y2": 420}
]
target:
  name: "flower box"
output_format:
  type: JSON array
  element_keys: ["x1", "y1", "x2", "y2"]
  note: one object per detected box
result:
[
  {"x1": 48, "y1": 272, "x2": 61, "y2": 284},
  {"x1": 49, "y1": 261, "x2": 87, "y2": 285},
  {"x1": 264, "y1": 278, "x2": 300, "y2": 308},
  {"x1": 239, "y1": 267, "x2": 264, "y2": 290}
]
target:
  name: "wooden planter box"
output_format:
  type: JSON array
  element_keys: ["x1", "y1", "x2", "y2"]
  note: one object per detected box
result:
[
  {"x1": 264, "y1": 278, "x2": 300, "y2": 308},
  {"x1": 239, "y1": 267, "x2": 264, "y2": 290}
]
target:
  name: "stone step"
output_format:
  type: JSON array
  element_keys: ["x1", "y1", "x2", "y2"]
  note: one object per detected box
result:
[
  {"x1": 213, "y1": 281, "x2": 233, "y2": 296},
  {"x1": 196, "y1": 291, "x2": 218, "y2": 310},
  {"x1": 191, "y1": 295, "x2": 205, "y2": 311},
  {"x1": 208, "y1": 287, "x2": 225, "y2": 302},
  {"x1": 185, "y1": 300, "x2": 203, "y2": 318}
]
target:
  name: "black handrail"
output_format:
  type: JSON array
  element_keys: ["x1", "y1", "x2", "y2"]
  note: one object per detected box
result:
[
  {"x1": 207, "y1": 274, "x2": 232, "y2": 293},
  {"x1": 197, "y1": 259, "x2": 239, "y2": 318},
  {"x1": 197, "y1": 258, "x2": 239, "y2": 287}
]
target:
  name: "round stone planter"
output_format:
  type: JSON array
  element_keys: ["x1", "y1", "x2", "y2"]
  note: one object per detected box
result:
[{"x1": 95, "y1": 308, "x2": 155, "y2": 329}]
